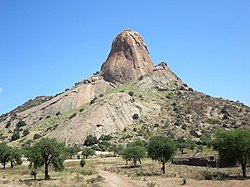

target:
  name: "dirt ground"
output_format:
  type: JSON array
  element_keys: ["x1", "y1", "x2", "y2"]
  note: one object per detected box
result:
[{"x1": 0, "y1": 157, "x2": 250, "y2": 187}]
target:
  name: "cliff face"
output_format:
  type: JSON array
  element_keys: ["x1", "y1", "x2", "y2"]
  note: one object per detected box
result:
[{"x1": 101, "y1": 30, "x2": 154, "y2": 84}]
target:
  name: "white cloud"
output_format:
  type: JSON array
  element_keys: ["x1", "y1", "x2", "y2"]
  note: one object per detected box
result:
[{"x1": 0, "y1": 87, "x2": 2, "y2": 93}]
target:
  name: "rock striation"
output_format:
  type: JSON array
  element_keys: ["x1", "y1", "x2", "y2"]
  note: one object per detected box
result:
[{"x1": 101, "y1": 30, "x2": 154, "y2": 84}]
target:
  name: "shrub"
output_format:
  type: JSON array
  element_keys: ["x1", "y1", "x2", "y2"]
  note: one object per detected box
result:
[
  {"x1": 90, "y1": 97, "x2": 97, "y2": 105},
  {"x1": 84, "y1": 135, "x2": 98, "y2": 146},
  {"x1": 33, "y1": 134, "x2": 42, "y2": 140},
  {"x1": 5, "y1": 121, "x2": 11, "y2": 128},
  {"x1": 181, "y1": 124, "x2": 187, "y2": 130},
  {"x1": 46, "y1": 115, "x2": 51, "y2": 119},
  {"x1": 23, "y1": 128, "x2": 30, "y2": 136},
  {"x1": 11, "y1": 131, "x2": 20, "y2": 141},
  {"x1": 55, "y1": 112, "x2": 61, "y2": 116},
  {"x1": 69, "y1": 113, "x2": 77, "y2": 119},
  {"x1": 128, "y1": 91, "x2": 134, "y2": 96},
  {"x1": 80, "y1": 159, "x2": 86, "y2": 167},
  {"x1": 98, "y1": 134, "x2": 112, "y2": 141},
  {"x1": 16, "y1": 121, "x2": 27, "y2": 128},
  {"x1": 79, "y1": 108, "x2": 84, "y2": 112},
  {"x1": 132, "y1": 114, "x2": 139, "y2": 120}
]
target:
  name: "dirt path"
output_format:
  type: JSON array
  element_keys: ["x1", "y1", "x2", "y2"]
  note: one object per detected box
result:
[{"x1": 99, "y1": 170, "x2": 144, "y2": 187}]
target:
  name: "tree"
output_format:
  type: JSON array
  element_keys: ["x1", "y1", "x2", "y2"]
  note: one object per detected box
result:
[
  {"x1": 109, "y1": 144, "x2": 123, "y2": 157},
  {"x1": 213, "y1": 129, "x2": 250, "y2": 177},
  {"x1": 27, "y1": 138, "x2": 67, "y2": 180},
  {"x1": 0, "y1": 144, "x2": 11, "y2": 169},
  {"x1": 84, "y1": 135, "x2": 98, "y2": 146},
  {"x1": 121, "y1": 146, "x2": 146, "y2": 166},
  {"x1": 8, "y1": 147, "x2": 22, "y2": 168},
  {"x1": 148, "y1": 136, "x2": 176, "y2": 174},
  {"x1": 66, "y1": 146, "x2": 80, "y2": 159},
  {"x1": 82, "y1": 148, "x2": 95, "y2": 159},
  {"x1": 0, "y1": 145, "x2": 22, "y2": 169}
]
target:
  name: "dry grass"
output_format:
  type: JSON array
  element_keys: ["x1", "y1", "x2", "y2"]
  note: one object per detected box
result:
[{"x1": 0, "y1": 157, "x2": 249, "y2": 187}]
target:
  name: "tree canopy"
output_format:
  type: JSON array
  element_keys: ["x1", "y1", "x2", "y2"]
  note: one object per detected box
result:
[
  {"x1": 26, "y1": 138, "x2": 67, "y2": 180},
  {"x1": 121, "y1": 145, "x2": 146, "y2": 166},
  {"x1": 0, "y1": 144, "x2": 22, "y2": 169},
  {"x1": 213, "y1": 129, "x2": 250, "y2": 177},
  {"x1": 84, "y1": 135, "x2": 98, "y2": 146},
  {"x1": 148, "y1": 136, "x2": 176, "y2": 174},
  {"x1": 82, "y1": 148, "x2": 95, "y2": 159}
]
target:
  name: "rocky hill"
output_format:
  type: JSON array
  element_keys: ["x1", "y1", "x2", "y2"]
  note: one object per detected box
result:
[{"x1": 0, "y1": 30, "x2": 249, "y2": 146}]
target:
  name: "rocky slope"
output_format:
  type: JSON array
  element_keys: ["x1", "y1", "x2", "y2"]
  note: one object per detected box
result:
[{"x1": 0, "y1": 30, "x2": 249, "y2": 146}]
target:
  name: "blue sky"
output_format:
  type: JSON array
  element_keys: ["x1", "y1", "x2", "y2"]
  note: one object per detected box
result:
[{"x1": 0, "y1": 0, "x2": 250, "y2": 115}]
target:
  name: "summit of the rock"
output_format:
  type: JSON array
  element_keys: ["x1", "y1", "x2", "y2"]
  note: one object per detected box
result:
[{"x1": 101, "y1": 30, "x2": 154, "y2": 84}]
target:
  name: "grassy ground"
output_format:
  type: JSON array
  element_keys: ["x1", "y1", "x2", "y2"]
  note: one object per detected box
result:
[{"x1": 0, "y1": 155, "x2": 249, "y2": 187}]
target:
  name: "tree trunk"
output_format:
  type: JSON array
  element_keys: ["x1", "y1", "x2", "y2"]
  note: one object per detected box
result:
[
  {"x1": 3, "y1": 162, "x2": 6, "y2": 169},
  {"x1": 161, "y1": 162, "x2": 166, "y2": 174},
  {"x1": 11, "y1": 161, "x2": 14, "y2": 168},
  {"x1": 133, "y1": 158, "x2": 136, "y2": 166},
  {"x1": 45, "y1": 163, "x2": 50, "y2": 180},
  {"x1": 241, "y1": 160, "x2": 247, "y2": 177}
]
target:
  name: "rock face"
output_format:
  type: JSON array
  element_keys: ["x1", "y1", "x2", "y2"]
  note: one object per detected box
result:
[
  {"x1": 101, "y1": 30, "x2": 154, "y2": 84},
  {"x1": 50, "y1": 93, "x2": 150, "y2": 145},
  {"x1": 4, "y1": 76, "x2": 115, "y2": 125}
]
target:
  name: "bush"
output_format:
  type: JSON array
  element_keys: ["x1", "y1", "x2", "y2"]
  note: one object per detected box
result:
[
  {"x1": 98, "y1": 134, "x2": 112, "y2": 141},
  {"x1": 90, "y1": 97, "x2": 97, "y2": 105},
  {"x1": 11, "y1": 131, "x2": 20, "y2": 141},
  {"x1": 16, "y1": 121, "x2": 27, "y2": 128},
  {"x1": 5, "y1": 122, "x2": 11, "y2": 128},
  {"x1": 33, "y1": 134, "x2": 42, "y2": 140},
  {"x1": 46, "y1": 115, "x2": 51, "y2": 119},
  {"x1": 128, "y1": 91, "x2": 134, "y2": 96},
  {"x1": 79, "y1": 108, "x2": 84, "y2": 112},
  {"x1": 55, "y1": 112, "x2": 61, "y2": 116},
  {"x1": 181, "y1": 124, "x2": 187, "y2": 130},
  {"x1": 69, "y1": 113, "x2": 77, "y2": 119},
  {"x1": 132, "y1": 114, "x2": 139, "y2": 120},
  {"x1": 23, "y1": 128, "x2": 30, "y2": 136},
  {"x1": 80, "y1": 159, "x2": 86, "y2": 167},
  {"x1": 84, "y1": 135, "x2": 98, "y2": 146}
]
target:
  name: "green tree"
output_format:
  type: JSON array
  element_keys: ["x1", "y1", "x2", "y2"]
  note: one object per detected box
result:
[
  {"x1": 213, "y1": 129, "x2": 250, "y2": 177},
  {"x1": 84, "y1": 135, "x2": 98, "y2": 146},
  {"x1": 0, "y1": 145, "x2": 22, "y2": 169},
  {"x1": 121, "y1": 146, "x2": 146, "y2": 166},
  {"x1": 66, "y1": 146, "x2": 80, "y2": 159},
  {"x1": 0, "y1": 144, "x2": 11, "y2": 169},
  {"x1": 8, "y1": 147, "x2": 22, "y2": 168},
  {"x1": 148, "y1": 136, "x2": 176, "y2": 174},
  {"x1": 26, "y1": 138, "x2": 67, "y2": 180},
  {"x1": 109, "y1": 144, "x2": 123, "y2": 157},
  {"x1": 82, "y1": 148, "x2": 95, "y2": 159}
]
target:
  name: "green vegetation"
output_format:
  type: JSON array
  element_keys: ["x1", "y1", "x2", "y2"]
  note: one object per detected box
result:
[
  {"x1": 213, "y1": 129, "x2": 250, "y2": 177},
  {"x1": 0, "y1": 145, "x2": 22, "y2": 169},
  {"x1": 82, "y1": 148, "x2": 95, "y2": 159},
  {"x1": 80, "y1": 159, "x2": 86, "y2": 167},
  {"x1": 121, "y1": 145, "x2": 146, "y2": 166},
  {"x1": 148, "y1": 136, "x2": 176, "y2": 174},
  {"x1": 84, "y1": 135, "x2": 98, "y2": 146},
  {"x1": 26, "y1": 137, "x2": 67, "y2": 180},
  {"x1": 11, "y1": 130, "x2": 20, "y2": 141}
]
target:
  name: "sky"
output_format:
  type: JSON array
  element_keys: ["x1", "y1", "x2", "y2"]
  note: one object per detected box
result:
[{"x1": 0, "y1": 0, "x2": 250, "y2": 115}]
